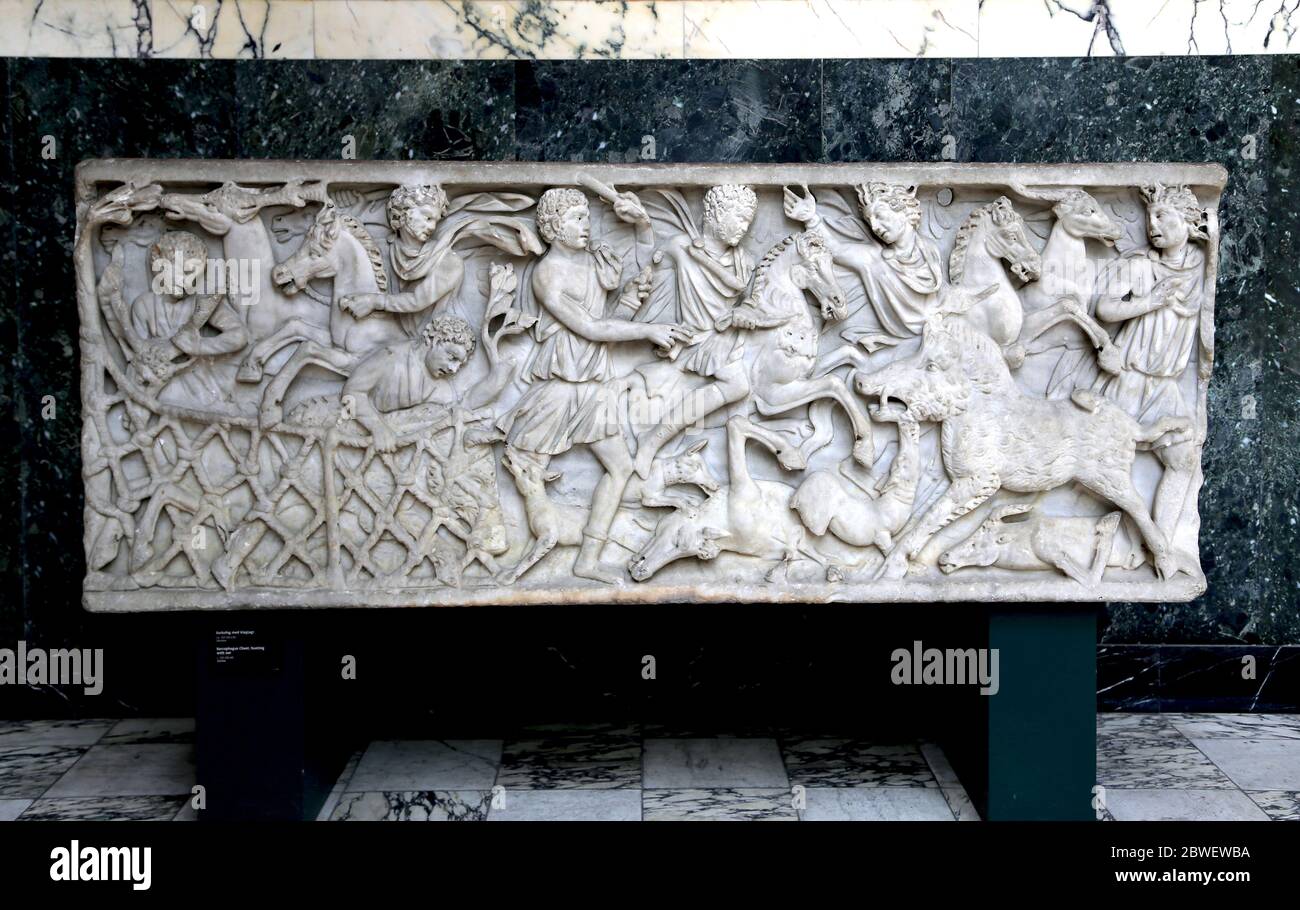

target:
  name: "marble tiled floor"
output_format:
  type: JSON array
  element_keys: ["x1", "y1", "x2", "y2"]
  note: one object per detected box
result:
[{"x1": 0, "y1": 715, "x2": 1296, "y2": 820}]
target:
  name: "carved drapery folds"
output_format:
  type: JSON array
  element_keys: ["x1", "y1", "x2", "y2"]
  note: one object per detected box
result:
[{"x1": 75, "y1": 162, "x2": 1223, "y2": 608}]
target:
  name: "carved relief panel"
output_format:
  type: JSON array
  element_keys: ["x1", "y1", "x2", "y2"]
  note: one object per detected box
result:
[{"x1": 74, "y1": 162, "x2": 1223, "y2": 608}]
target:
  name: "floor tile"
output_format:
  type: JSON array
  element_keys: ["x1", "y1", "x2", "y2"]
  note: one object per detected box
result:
[
  {"x1": 101, "y1": 718, "x2": 195, "y2": 745},
  {"x1": 347, "y1": 741, "x2": 502, "y2": 791},
  {"x1": 1104, "y1": 789, "x2": 1271, "y2": 821},
  {"x1": 800, "y1": 787, "x2": 955, "y2": 821},
  {"x1": 497, "y1": 736, "x2": 641, "y2": 790},
  {"x1": 0, "y1": 719, "x2": 114, "y2": 747},
  {"x1": 1169, "y1": 714, "x2": 1300, "y2": 740},
  {"x1": 0, "y1": 799, "x2": 33, "y2": 821},
  {"x1": 316, "y1": 750, "x2": 364, "y2": 821},
  {"x1": 0, "y1": 746, "x2": 88, "y2": 798},
  {"x1": 1246, "y1": 791, "x2": 1300, "y2": 821},
  {"x1": 642, "y1": 739, "x2": 787, "y2": 789},
  {"x1": 43, "y1": 745, "x2": 196, "y2": 797},
  {"x1": 330, "y1": 791, "x2": 492, "y2": 821},
  {"x1": 643, "y1": 789, "x2": 797, "y2": 821},
  {"x1": 1191, "y1": 739, "x2": 1300, "y2": 790},
  {"x1": 19, "y1": 796, "x2": 187, "y2": 821},
  {"x1": 488, "y1": 790, "x2": 641, "y2": 821},
  {"x1": 1098, "y1": 734, "x2": 1236, "y2": 790},
  {"x1": 782, "y1": 741, "x2": 936, "y2": 788}
]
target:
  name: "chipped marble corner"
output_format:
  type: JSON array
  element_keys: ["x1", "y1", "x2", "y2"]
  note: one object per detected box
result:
[{"x1": 72, "y1": 160, "x2": 1226, "y2": 610}]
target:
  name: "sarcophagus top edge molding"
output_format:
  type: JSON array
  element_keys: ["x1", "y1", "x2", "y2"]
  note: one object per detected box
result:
[{"x1": 76, "y1": 160, "x2": 1221, "y2": 610}]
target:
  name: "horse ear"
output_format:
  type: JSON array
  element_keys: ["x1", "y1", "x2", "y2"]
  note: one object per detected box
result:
[{"x1": 686, "y1": 439, "x2": 708, "y2": 455}]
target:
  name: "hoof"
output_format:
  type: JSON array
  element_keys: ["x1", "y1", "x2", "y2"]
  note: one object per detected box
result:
[
  {"x1": 236, "y1": 359, "x2": 264, "y2": 383},
  {"x1": 852, "y1": 437, "x2": 874, "y2": 467}
]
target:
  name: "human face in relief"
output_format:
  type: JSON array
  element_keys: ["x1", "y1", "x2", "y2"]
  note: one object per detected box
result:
[
  {"x1": 425, "y1": 340, "x2": 470, "y2": 378},
  {"x1": 555, "y1": 202, "x2": 591, "y2": 250},
  {"x1": 708, "y1": 204, "x2": 754, "y2": 247},
  {"x1": 1147, "y1": 203, "x2": 1190, "y2": 251},
  {"x1": 867, "y1": 201, "x2": 911, "y2": 246},
  {"x1": 403, "y1": 203, "x2": 442, "y2": 243}
]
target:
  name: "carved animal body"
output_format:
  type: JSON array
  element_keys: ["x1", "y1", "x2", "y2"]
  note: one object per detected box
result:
[
  {"x1": 854, "y1": 316, "x2": 1190, "y2": 580},
  {"x1": 790, "y1": 405, "x2": 920, "y2": 552},
  {"x1": 941, "y1": 501, "x2": 1144, "y2": 587},
  {"x1": 732, "y1": 230, "x2": 875, "y2": 468},
  {"x1": 944, "y1": 196, "x2": 1041, "y2": 358},
  {"x1": 624, "y1": 438, "x2": 721, "y2": 510},
  {"x1": 498, "y1": 450, "x2": 587, "y2": 585},
  {"x1": 160, "y1": 181, "x2": 331, "y2": 345},
  {"x1": 628, "y1": 416, "x2": 826, "y2": 582},
  {"x1": 938, "y1": 504, "x2": 1145, "y2": 585}
]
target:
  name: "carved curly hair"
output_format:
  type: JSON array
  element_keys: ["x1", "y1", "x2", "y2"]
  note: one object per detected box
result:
[
  {"x1": 387, "y1": 184, "x2": 450, "y2": 233},
  {"x1": 149, "y1": 230, "x2": 208, "y2": 272},
  {"x1": 535, "y1": 188, "x2": 588, "y2": 244},
  {"x1": 703, "y1": 184, "x2": 757, "y2": 225},
  {"x1": 421, "y1": 313, "x2": 476, "y2": 358},
  {"x1": 1140, "y1": 183, "x2": 1209, "y2": 241},
  {"x1": 856, "y1": 182, "x2": 922, "y2": 228}
]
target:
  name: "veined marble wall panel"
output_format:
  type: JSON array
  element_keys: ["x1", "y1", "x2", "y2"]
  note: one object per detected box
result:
[{"x1": 3, "y1": 1, "x2": 1299, "y2": 60}]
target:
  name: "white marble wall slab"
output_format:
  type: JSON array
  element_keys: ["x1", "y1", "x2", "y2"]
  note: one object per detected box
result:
[
  {"x1": 152, "y1": 0, "x2": 315, "y2": 59},
  {"x1": 2, "y1": 0, "x2": 1299, "y2": 59}
]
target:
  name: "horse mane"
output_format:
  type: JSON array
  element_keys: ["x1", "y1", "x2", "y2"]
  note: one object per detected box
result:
[
  {"x1": 742, "y1": 233, "x2": 798, "y2": 307},
  {"x1": 311, "y1": 206, "x2": 389, "y2": 292},
  {"x1": 948, "y1": 198, "x2": 1020, "y2": 284}
]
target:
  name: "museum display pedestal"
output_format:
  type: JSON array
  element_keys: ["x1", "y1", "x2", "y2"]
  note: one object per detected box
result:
[
  {"x1": 195, "y1": 618, "x2": 360, "y2": 821},
  {"x1": 943, "y1": 605, "x2": 1099, "y2": 821}
]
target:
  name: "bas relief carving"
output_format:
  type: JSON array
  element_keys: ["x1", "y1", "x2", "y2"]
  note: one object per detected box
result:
[{"x1": 74, "y1": 162, "x2": 1223, "y2": 609}]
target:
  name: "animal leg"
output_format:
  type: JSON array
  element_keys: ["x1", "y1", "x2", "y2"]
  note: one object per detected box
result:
[
  {"x1": 727, "y1": 414, "x2": 805, "y2": 472},
  {"x1": 499, "y1": 531, "x2": 559, "y2": 586},
  {"x1": 876, "y1": 473, "x2": 999, "y2": 580},
  {"x1": 238, "y1": 319, "x2": 331, "y2": 383},
  {"x1": 1081, "y1": 476, "x2": 1174, "y2": 580},
  {"x1": 258, "y1": 342, "x2": 356, "y2": 427},
  {"x1": 754, "y1": 375, "x2": 874, "y2": 466}
]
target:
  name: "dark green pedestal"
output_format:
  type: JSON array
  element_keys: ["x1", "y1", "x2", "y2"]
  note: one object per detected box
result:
[
  {"x1": 988, "y1": 606, "x2": 1098, "y2": 820},
  {"x1": 943, "y1": 605, "x2": 1098, "y2": 821}
]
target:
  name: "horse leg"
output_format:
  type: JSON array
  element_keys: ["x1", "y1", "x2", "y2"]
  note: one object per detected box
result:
[
  {"x1": 726, "y1": 414, "x2": 806, "y2": 472},
  {"x1": 1021, "y1": 302, "x2": 1120, "y2": 372},
  {"x1": 237, "y1": 318, "x2": 332, "y2": 383},
  {"x1": 753, "y1": 374, "x2": 875, "y2": 467},
  {"x1": 259, "y1": 342, "x2": 356, "y2": 427},
  {"x1": 816, "y1": 344, "x2": 871, "y2": 375}
]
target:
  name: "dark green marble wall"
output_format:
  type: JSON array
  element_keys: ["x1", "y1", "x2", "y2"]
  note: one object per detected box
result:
[{"x1": 0, "y1": 57, "x2": 1295, "y2": 665}]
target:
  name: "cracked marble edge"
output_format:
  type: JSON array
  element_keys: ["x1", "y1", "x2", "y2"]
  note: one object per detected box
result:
[{"x1": 6, "y1": 0, "x2": 1298, "y2": 60}]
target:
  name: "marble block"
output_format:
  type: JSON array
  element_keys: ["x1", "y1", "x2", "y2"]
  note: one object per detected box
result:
[{"x1": 74, "y1": 161, "x2": 1224, "y2": 609}]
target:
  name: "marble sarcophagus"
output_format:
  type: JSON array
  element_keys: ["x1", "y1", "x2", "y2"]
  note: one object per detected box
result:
[{"x1": 75, "y1": 161, "x2": 1223, "y2": 609}]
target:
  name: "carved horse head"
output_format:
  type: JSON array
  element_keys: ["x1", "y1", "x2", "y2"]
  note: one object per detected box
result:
[
  {"x1": 745, "y1": 229, "x2": 846, "y2": 325},
  {"x1": 271, "y1": 204, "x2": 388, "y2": 296},
  {"x1": 950, "y1": 196, "x2": 1041, "y2": 285}
]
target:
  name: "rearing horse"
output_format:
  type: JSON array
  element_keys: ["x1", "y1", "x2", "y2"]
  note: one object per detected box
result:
[
  {"x1": 252, "y1": 203, "x2": 399, "y2": 427},
  {"x1": 944, "y1": 196, "x2": 1041, "y2": 366},
  {"x1": 160, "y1": 181, "x2": 332, "y2": 350},
  {"x1": 730, "y1": 229, "x2": 875, "y2": 468}
]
